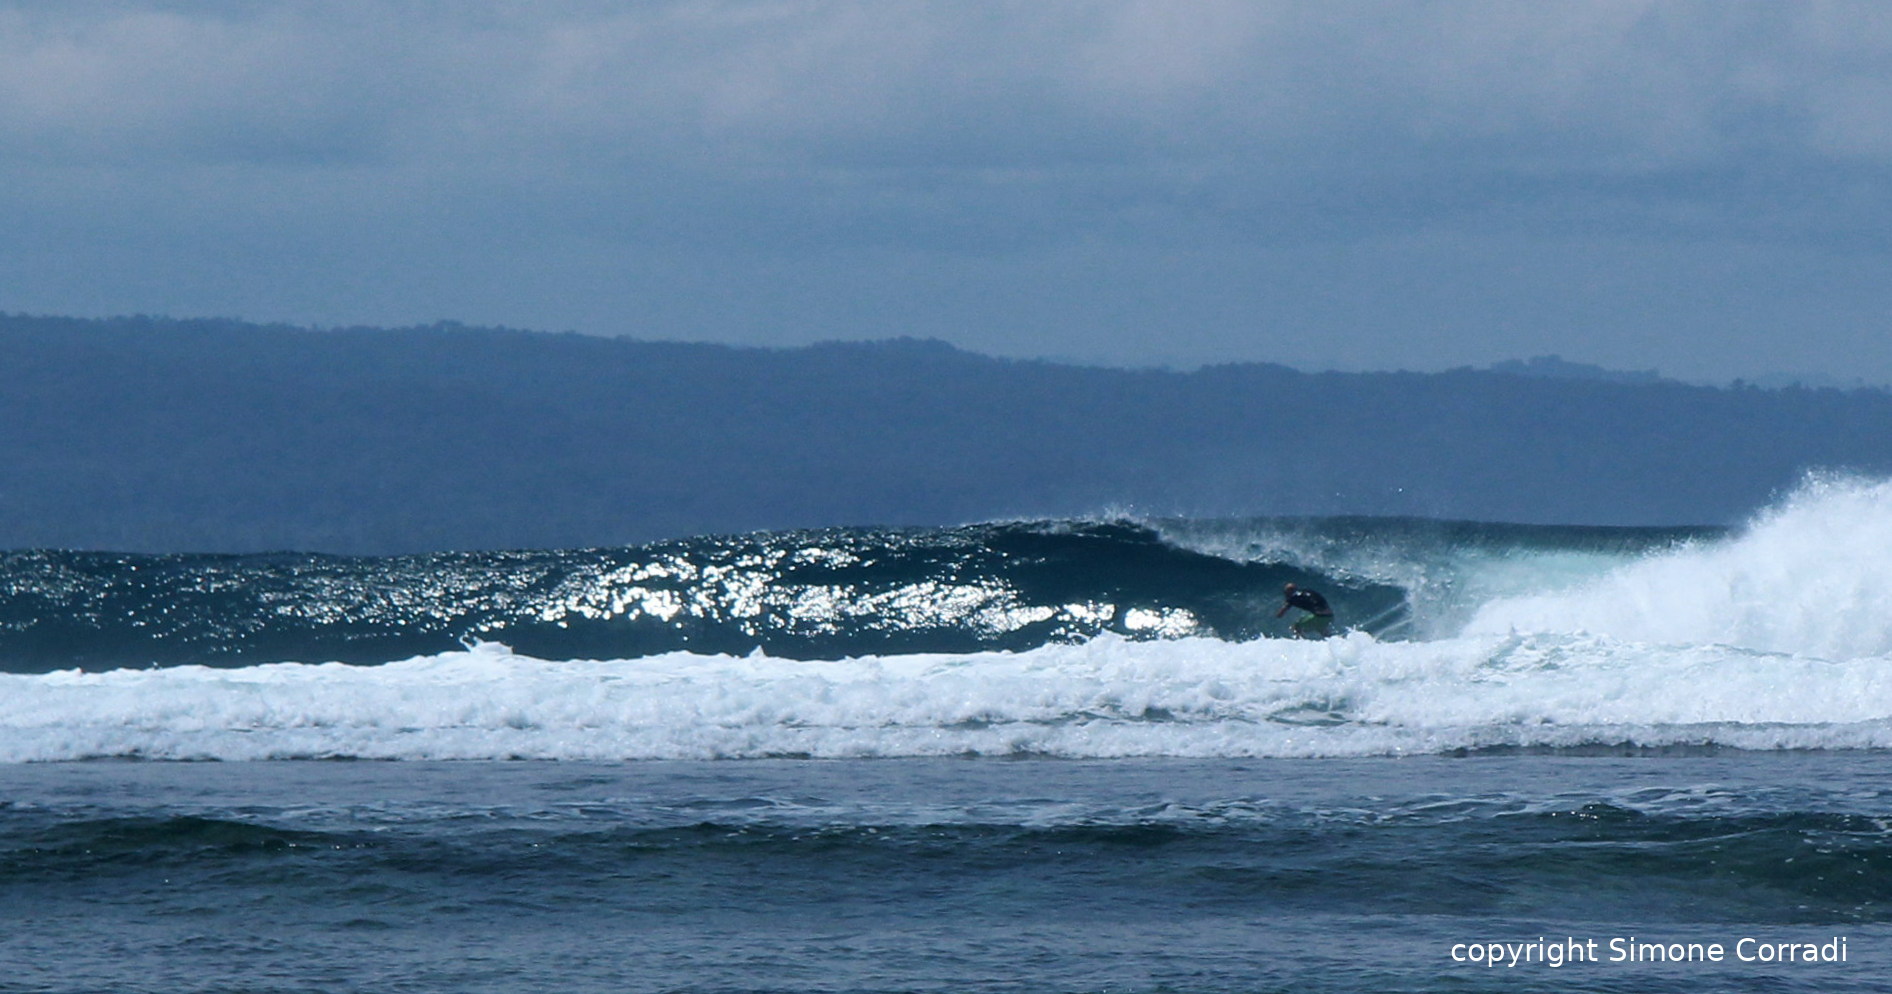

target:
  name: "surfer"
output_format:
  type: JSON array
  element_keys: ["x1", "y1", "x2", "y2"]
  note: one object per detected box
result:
[{"x1": 1276, "y1": 583, "x2": 1335, "y2": 639}]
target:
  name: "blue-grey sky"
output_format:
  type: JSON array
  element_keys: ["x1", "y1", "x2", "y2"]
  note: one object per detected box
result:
[{"x1": 3, "y1": 1, "x2": 1890, "y2": 384}]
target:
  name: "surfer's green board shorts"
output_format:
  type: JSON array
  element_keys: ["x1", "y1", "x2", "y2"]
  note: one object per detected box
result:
[{"x1": 1292, "y1": 613, "x2": 1335, "y2": 639}]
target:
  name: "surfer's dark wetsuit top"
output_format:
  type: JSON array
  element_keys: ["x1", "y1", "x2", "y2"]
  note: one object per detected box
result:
[{"x1": 1285, "y1": 588, "x2": 1333, "y2": 618}]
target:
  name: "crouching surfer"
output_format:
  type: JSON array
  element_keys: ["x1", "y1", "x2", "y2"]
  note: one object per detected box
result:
[{"x1": 1276, "y1": 583, "x2": 1335, "y2": 639}]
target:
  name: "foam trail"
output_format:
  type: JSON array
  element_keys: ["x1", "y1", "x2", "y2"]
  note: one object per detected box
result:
[
  {"x1": 1463, "y1": 476, "x2": 1892, "y2": 660},
  {"x1": 4, "y1": 632, "x2": 1891, "y2": 762}
]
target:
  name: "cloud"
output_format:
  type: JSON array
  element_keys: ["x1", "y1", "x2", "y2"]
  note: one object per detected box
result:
[
  {"x1": 5, "y1": 3, "x2": 1889, "y2": 179},
  {"x1": 0, "y1": 5, "x2": 400, "y2": 166},
  {"x1": 3, "y1": 1, "x2": 1891, "y2": 382}
]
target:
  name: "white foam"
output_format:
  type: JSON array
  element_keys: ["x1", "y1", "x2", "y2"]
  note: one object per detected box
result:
[
  {"x1": 1463, "y1": 475, "x2": 1892, "y2": 660},
  {"x1": 4, "y1": 631, "x2": 1890, "y2": 762}
]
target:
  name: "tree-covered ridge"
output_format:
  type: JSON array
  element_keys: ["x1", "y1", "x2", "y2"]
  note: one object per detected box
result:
[{"x1": 4, "y1": 314, "x2": 1889, "y2": 553}]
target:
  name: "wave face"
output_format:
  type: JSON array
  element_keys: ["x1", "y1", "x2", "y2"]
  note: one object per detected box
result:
[
  {"x1": 1, "y1": 520, "x2": 1419, "y2": 671},
  {"x1": 6, "y1": 476, "x2": 1892, "y2": 761}
]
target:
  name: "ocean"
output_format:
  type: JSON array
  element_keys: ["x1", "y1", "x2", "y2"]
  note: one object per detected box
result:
[{"x1": 3, "y1": 476, "x2": 1890, "y2": 992}]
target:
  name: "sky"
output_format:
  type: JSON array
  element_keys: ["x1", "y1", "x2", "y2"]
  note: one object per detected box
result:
[{"x1": 2, "y1": 0, "x2": 1890, "y2": 385}]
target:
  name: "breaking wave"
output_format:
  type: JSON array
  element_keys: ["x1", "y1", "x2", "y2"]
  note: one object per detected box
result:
[{"x1": 2, "y1": 476, "x2": 1888, "y2": 761}]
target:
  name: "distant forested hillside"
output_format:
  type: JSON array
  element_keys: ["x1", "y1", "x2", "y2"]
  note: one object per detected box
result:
[{"x1": 4, "y1": 313, "x2": 1890, "y2": 552}]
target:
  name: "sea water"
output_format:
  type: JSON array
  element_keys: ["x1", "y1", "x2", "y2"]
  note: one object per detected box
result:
[
  {"x1": 4, "y1": 756, "x2": 1887, "y2": 993},
  {"x1": 4, "y1": 476, "x2": 1892, "y2": 991}
]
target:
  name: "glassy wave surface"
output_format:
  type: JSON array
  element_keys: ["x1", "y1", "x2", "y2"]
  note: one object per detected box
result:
[{"x1": 4, "y1": 476, "x2": 1889, "y2": 762}]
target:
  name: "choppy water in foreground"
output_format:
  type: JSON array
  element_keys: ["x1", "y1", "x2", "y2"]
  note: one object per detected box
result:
[{"x1": 4, "y1": 755, "x2": 1888, "y2": 994}]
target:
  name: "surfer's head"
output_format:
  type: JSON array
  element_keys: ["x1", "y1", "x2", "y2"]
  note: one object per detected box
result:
[{"x1": 1283, "y1": 583, "x2": 1296, "y2": 594}]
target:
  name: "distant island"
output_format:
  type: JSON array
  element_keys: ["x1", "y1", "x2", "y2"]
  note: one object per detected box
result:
[{"x1": 4, "y1": 313, "x2": 1889, "y2": 553}]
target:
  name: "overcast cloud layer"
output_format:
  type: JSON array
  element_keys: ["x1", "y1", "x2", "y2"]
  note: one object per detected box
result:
[{"x1": 3, "y1": 1, "x2": 1889, "y2": 383}]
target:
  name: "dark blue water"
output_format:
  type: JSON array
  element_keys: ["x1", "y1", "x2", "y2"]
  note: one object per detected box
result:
[
  {"x1": 0, "y1": 516, "x2": 1702, "y2": 673},
  {"x1": 4, "y1": 754, "x2": 1888, "y2": 993}
]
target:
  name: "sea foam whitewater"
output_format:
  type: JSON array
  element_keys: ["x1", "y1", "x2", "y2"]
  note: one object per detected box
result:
[
  {"x1": 5, "y1": 629, "x2": 1892, "y2": 763},
  {"x1": 2, "y1": 475, "x2": 1889, "y2": 763},
  {"x1": 1462, "y1": 474, "x2": 1892, "y2": 660}
]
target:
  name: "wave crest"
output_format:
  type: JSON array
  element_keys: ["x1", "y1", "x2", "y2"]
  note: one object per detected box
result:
[{"x1": 1464, "y1": 475, "x2": 1892, "y2": 660}]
